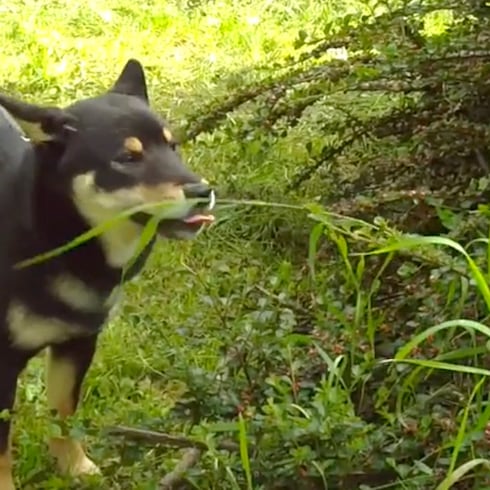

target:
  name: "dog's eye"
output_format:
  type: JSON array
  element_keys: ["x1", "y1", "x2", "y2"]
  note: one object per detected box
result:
[
  {"x1": 110, "y1": 150, "x2": 142, "y2": 173},
  {"x1": 116, "y1": 150, "x2": 141, "y2": 164}
]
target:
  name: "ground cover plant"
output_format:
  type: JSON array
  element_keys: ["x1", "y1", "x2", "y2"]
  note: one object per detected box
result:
[{"x1": 2, "y1": 0, "x2": 490, "y2": 488}]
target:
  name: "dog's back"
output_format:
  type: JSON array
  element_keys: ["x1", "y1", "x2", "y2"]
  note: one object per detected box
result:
[{"x1": 0, "y1": 105, "x2": 34, "y2": 300}]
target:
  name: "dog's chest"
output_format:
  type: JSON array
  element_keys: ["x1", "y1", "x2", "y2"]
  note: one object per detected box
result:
[
  {"x1": 7, "y1": 274, "x2": 122, "y2": 351},
  {"x1": 7, "y1": 303, "x2": 82, "y2": 350}
]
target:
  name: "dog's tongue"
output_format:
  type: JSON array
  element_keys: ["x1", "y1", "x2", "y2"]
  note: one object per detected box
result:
[{"x1": 183, "y1": 214, "x2": 215, "y2": 224}]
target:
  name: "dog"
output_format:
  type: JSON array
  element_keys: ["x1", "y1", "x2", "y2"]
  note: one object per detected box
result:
[{"x1": 0, "y1": 58, "x2": 215, "y2": 489}]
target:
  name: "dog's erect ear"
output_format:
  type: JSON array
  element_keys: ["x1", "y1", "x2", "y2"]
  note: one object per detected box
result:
[
  {"x1": 0, "y1": 93, "x2": 77, "y2": 143},
  {"x1": 109, "y1": 59, "x2": 149, "y2": 102}
]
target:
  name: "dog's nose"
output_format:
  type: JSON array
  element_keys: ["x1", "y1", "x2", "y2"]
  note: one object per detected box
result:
[
  {"x1": 183, "y1": 182, "x2": 216, "y2": 210},
  {"x1": 183, "y1": 182, "x2": 213, "y2": 200}
]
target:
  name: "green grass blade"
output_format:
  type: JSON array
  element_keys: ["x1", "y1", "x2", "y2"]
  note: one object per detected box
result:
[
  {"x1": 365, "y1": 235, "x2": 490, "y2": 310},
  {"x1": 436, "y1": 458, "x2": 490, "y2": 490},
  {"x1": 448, "y1": 377, "x2": 486, "y2": 474},
  {"x1": 238, "y1": 413, "x2": 254, "y2": 490},
  {"x1": 394, "y1": 319, "x2": 490, "y2": 360},
  {"x1": 387, "y1": 358, "x2": 490, "y2": 377}
]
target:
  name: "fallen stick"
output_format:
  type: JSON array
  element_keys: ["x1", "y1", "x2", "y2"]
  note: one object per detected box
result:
[
  {"x1": 106, "y1": 425, "x2": 240, "y2": 452},
  {"x1": 106, "y1": 425, "x2": 244, "y2": 487},
  {"x1": 159, "y1": 447, "x2": 202, "y2": 489}
]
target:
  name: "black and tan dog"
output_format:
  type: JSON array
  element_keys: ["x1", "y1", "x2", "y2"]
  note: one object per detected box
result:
[{"x1": 0, "y1": 59, "x2": 215, "y2": 489}]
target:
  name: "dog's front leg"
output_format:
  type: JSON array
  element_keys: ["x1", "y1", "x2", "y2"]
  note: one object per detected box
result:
[
  {"x1": 45, "y1": 336, "x2": 101, "y2": 477},
  {"x1": 0, "y1": 349, "x2": 28, "y2": 490}
]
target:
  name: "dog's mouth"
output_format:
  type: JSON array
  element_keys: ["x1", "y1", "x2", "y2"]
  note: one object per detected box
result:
[{"x1": 130, "y1": 196, "x2": 216, "y2": 239}]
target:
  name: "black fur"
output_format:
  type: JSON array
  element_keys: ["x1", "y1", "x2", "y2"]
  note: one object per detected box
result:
[{"x1": 0, "y1": 59, "x2": 214, "y2": 487}]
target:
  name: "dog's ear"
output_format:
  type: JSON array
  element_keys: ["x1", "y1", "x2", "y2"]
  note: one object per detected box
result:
[
  {"x1": 0, "y1": 93, "x2": 77, "y2": 143},
  {"x1": 109, "y1": 59, "x2": 149, "y2": 103}
]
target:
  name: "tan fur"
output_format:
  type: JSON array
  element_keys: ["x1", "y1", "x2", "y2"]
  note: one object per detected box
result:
[
  {"x1": 50, "y1": 275, "x2": 121, "y2": 313},
  {"x1": 72, "y1": 172, "x2": 187, "y2": 211},
  {"x1": 49, "y1": 276, "x2": 101, "y2": 312},
  {"x1": 135, "y1": 182, "x2": 185, "y2": 202},
  {"x1": 7, "y1": 302, "x2": 83, "y2": 351},
  {"x1": 45, "y1": 351, "x2": 100, "y2": 476},
  {"x1": 162, "y1": 127, "x2": 173, "y2": 143},
  {"x1": 49, "y1": 438, "x2": 100, "y2": 477},
  {"x1": 0, "y1": 437, "x2": 14, "y2": 490},
  {"x1": 71, "y1": 173, "x2": 144, "y2": 268},
  {"x1": 45, "y1": 352, "x2": 77, "y2": 417},
  {"x1": 123, "y1": 136, "x2": 143, "y2": 154},
  {"x1": 71, "y1": 172, "x2": 189, "y2": 268}
]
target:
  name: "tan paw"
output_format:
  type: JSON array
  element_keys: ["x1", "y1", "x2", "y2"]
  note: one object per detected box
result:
[
  {"x1": 49, "y1": 437, "x2": 101, "y2": 477},
  {"x1": 0, "y1": 472, "x2": 15, "y2": 490},
  {"x1": 63, "y1": 454, "x2": 101, "y2": 477}
]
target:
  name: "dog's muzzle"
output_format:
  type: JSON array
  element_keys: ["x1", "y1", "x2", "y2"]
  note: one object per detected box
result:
[{"x1": 130, "y1": 181, "x2": 216, "y2": 237}]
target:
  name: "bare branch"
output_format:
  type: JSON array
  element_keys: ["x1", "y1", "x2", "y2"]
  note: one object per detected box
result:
[
  {"x1": 159, "y1": 448, "x2": 202, "y2": 489},
  {"x1": 106, "y1": 425, "x2": 240, "y2": 452}
]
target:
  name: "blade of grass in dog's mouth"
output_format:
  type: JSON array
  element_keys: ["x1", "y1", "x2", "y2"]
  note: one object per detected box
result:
[{"x1": 14, "y1": 199, "x2": 304, "y2": 269}]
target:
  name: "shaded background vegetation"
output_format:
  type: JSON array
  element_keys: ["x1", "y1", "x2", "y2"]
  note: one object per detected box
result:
[{"x1": 2, "y1": 0, "x2": 490, "y2": 488}]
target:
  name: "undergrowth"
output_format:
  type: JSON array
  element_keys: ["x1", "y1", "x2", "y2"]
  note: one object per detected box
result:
[{"x1": 2, "y1": 0, "x2": 490, "y2": 489}]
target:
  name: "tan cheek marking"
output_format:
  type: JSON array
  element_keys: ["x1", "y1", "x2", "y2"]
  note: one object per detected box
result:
[
  {"x1": 136, "y1": 183, "x2": 185, "y2": 202},
  {"x1": 162, "y1": 127, "x2": 173, "y2": 143},
  {"x1": 72, "y1": 172, "x2": 96, "y2": 200},
  {"x1": 71, "y1": 172, "x2": 145, "y2": 269},
  {"x1": 123, "y1": 136, "x2": 143, "y2": 154},
  {"x1": 73, "y1": 172, "x2": 145, "y2": 213}
]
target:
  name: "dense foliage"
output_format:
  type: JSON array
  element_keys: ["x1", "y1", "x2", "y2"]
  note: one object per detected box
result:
[{"x1": 175, "y1": 2, "x2": 490, "y2": 489}]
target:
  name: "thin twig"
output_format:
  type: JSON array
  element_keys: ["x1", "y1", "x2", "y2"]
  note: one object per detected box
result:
[{"x1": 159, "y1": 448, "x2": 202, "y2": 489}]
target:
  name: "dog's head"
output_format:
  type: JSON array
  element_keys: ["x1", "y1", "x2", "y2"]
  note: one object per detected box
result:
[{"x1": 0, "y1": 59, "x2": 215, "y2": 241}]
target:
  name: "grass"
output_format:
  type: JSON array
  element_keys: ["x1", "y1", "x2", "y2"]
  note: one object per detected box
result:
[{"x1": 3, "y1": 0, "x2": 490, "y2": 489}]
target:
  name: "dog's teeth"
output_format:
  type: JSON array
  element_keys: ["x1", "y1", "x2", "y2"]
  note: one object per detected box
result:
[{"x1": 208, "y1": 190, "x2": 216, "y2": 211}]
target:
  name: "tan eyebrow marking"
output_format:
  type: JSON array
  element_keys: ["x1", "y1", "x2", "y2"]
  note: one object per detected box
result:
[
  {"x1": 123, "y1": 136, "x2": 143, "y2": 153},
  {"x1": 162, "y1": 127, "x2": 173, "y2": 143}
]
